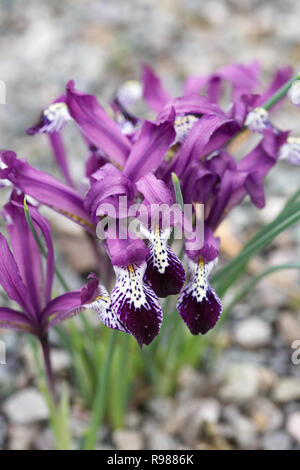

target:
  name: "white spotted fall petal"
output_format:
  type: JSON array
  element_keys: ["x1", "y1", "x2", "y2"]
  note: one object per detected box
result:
[
  {"x1": 111, "y1": 263, "x2": 162, "y2": 346},
  {"x1": 177, "y1": 257, "x2": 222, "y2": 334},
  {"x1": 141, "y1": 226, "x2": 185, "y2": 298}
]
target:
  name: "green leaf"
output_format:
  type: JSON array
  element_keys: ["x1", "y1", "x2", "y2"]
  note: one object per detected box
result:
[
  {"x1": 221, "y1": 262, "x2": 300, "y2": 324},
  {"x1": 213, "y1": 200, "x2": 300, "y2": 296},
  {"x1": 171, "y1": 172, "x2": 184, "y2": 211}
]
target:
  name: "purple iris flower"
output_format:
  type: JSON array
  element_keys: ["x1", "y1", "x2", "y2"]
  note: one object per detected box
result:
[
  {"x1": 0, "y1": 192, "x2": 113, "y2": 339},
  {"x1": 27, "y1": 95, "x2": 74, "y2": 188},
  {"x1": 0, "y1": 63, "x2": 295, "y2": 346}
]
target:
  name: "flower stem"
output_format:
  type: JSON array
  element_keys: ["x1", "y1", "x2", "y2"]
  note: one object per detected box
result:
[
  {"x1": 263, "y1": 74, "x2": 300, "y2": 111},
  {"x1": 40, "y1": 334, "x2": 57, "y2": 405}
]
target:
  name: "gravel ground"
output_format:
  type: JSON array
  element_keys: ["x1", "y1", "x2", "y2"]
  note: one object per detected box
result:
[{"x1": 0, "y1": 0, "x2": 300, "y2": 450}]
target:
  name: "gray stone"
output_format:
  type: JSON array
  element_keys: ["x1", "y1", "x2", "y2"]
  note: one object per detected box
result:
[
  {"x1": 223, "y1": 406, "x2": 257, "y2": 449},
  {"x1": 249, "y1": 398, "x2": 284, "y2": 432},
  {"x1": 144, "y1": 422, "x2": 179, "y2": 450},
  {"x1": 146, "y1": 397, "x2": 174, "y2": 421},
  {"x1": 112, "y1": 430, "x2": 144, "y2": 451},
  {"x1": 51, "y1": 349, "x2": 71, "y2": 374},
  {"x1": 277, "y1": 313, "x2": 300, "y2": 345},
  {"x1": 234, "y1": 316, "x2": 272, "y2": 349},
  {"x1": 262, "y1": 430, "x2": 292, "y2": 450},
  {"x1": 272, "y1": 377, "x2": 300, "y2": 403},
  {"x1": 286, "y1": 412, "x2": 300, "y2": 444},
  {"x1": 219, "y1": 363, "x2": 260, "y2": 404},
  {"x1": 3, "y1": 388, "x2": 49, "y2": 424}
]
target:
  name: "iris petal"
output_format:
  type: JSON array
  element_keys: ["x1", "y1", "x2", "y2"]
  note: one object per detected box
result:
[
  {"x1": 27, "y1": 102, "x2": 72, "y2": 135},
  {"x1": 142, "y1": 226, "x2": 185, "y2": 297},
  {"x1": 177, "y1": 257, "x2": 221, "y2": 334},
  {"x1": 85, "y1": 284, "x2": 128, "y2": 333},
  {"x1": 111, "y1": 263, "x2": 162, "y2": 346}
]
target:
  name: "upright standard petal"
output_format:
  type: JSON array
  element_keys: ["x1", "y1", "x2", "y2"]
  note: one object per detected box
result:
[
  {"x1": 0, "y1": 151, "x2": 94, "y2": 233},
  {"x1": 4, "y1": 195, "x2": 45, "y2": 315},
  {"x1": 142, "y1": 64, "x2": 172, "y2": 113},
  {"x1": 66, "y1": 81, "x2": 131, "y2": 166},
  {"x1": 111, "y1": 263, "x2": 162, "y2": 346},
  {"x1": 123, "y1": 119, "x2": 176, "y2": 182},
  {"x1": 184, "y1": 61, "x2": 260, "y2": 102},
  {"x1": 0, "y1": 233, "x2": 36, "y2": 319},
  {"x1": 136, "y1": 173, "x2": 185, "y2": 297},
  {"x1": 48, "y1": 132, "x2": 74, "y2": 187},
  {"x1": 170, "y1": 114, "x2": 240, "y2": 178},
  {"x1": 177, "y1": 257, "x2": 221, "y2": 335}
]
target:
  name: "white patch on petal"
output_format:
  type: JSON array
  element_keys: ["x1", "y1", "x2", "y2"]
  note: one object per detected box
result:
[
  {"x1": 84, "y1": 284, "x2": 127, "y2": 332},
  {"x1": 115, "y1": 115, "x2": 136, "y2": 135},
  {"x1": 245, "y1": 107, "x2": 270, "y2": 133},
  {"x1": 112, "y1": 262, "x2": 162, "y2": 316},
  {"x1": 288, "y1": 80, "x2": 300, "y2": 106},
  {"x1": 179, "y1": 256, "x2": 218, "y2": 303},
  {"x1": 141, "y1": 226, "x2": 172, "y2": 274},
  {"x1": 113, "y1": 263, "x2": 147, "y2": 310},
  {"x1": 174, "y1": 114, "x2": 199, "y2": 144},
  {"x1": 279, "y1": 136, "x2": 300, "y2": 165},
  {"x1": 116, "y1": 80, "x2": 142, "y2": 106},
  {"x1": 41, "y1": 102, "x2": 72, "y2": 133}
]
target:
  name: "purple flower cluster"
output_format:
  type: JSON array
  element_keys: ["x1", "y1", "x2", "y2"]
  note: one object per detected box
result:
[{"x1": 0, "y1": 62, "x2": 297, "y2": 346}]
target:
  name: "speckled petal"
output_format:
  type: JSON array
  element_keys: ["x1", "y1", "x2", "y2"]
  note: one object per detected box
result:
[
  {"x1": 177, "y1": 257, "x2": 222, "y2": 334},
  {"x1": 111, "y1": 263, "x2": 162, "y2": 346},
  {"x1": 85, "y1": 284, "x2": 128, "y2": 333},
  {"x1": 141, "y1": 227, "x2": 185, "y2": 297},
  {"x1": 27, "y1": 101, "x2": 72, "y2": 135}
]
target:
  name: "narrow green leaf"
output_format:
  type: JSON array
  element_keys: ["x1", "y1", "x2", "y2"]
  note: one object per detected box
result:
[
  {"x1": 221, "y1": 262, "x2": 300, "y2": 324},
  {"x1": 213, "y1": 202, "x2": 300, "y2": 296},
  {"x1": 171, "y1": 172, "x2": 184, "y2": 211}
]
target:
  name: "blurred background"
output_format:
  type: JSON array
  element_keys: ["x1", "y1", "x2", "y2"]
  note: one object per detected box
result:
[{"x1": 0, "y1": 0, "x2": 300, "y2": 450}]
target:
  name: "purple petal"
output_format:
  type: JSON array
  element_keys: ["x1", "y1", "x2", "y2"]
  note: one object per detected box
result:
[
  {"x1": 111, "y1": 263, "x2": 162, "y2": 346},
  {"x1": 0, "y1": 307, "x2": 35, "y2": 334},
  {"x1": 142, "y1": 64, "x2": 172, "y2": 112},
  {"x1": 142, "y1": 227, "x2": 185, "y2": 297},
  {"x1": 180, "y1": 161, "x2": 218, "y2": 205},
  {"x1": 43, "y1": 290, "x2": 81, "y2": 322},
  {"x1": 4, "y1": 194, "x2": 45, "y2": 314},
  {"x1": 184, "y1": 61, "x2": 260, "y2": 101},
  {"x1": 170, "y1": 114, "x2": 240, "y2": 178},
  {"x1": 185, "y1": 227, "x2": 220, "y2": 263},
  {"x1": 66, "y1": 81, "x2": 131, "y2": 166},
  {"x1": 206, "y1": 129, "x2": 288, "y2": 229},
  {"x1": 84, "y1": 163, "x2": 133, "y2": 223},
  {"x1": 106, "y1": 233, "x2": 148, "y2": 267},
  {"x1": 0, "y1": 151, "x2": 94, "y2": 233},
  {"x1": 48, "y1": 132, "x2": 74, "y2": 187},
  {"x1": 85, "y1": 146, "x2": 108, "y2": 178},
  {"x1": 177, "y1": 257, "x2": 221, "y2": 334},
  {"x1": 0, "y1": 233, "x2": 35, "y2": 318},
  {"x1": 157, "y1": 95, "x2": 224, "y2": 123},
  {"x1": 136, "y1": 172, "x2": 174, "y2": 206},
  {"x1": 123, "y1": 119, "x2": 176, "y2": 182}
]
